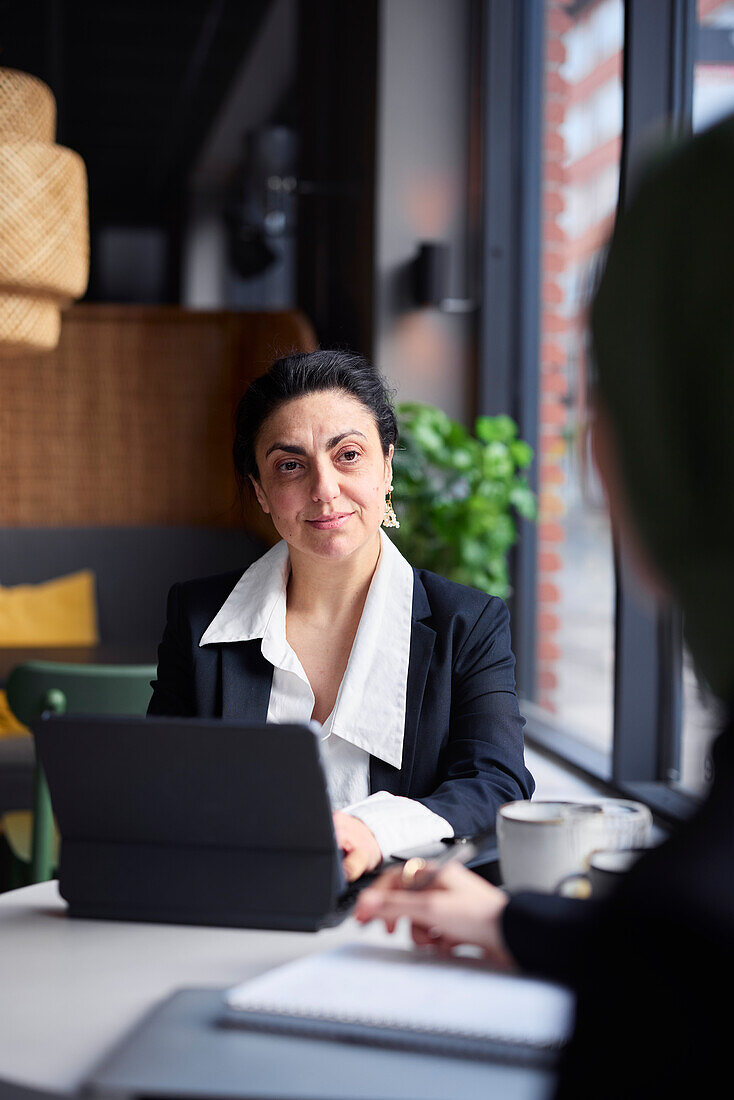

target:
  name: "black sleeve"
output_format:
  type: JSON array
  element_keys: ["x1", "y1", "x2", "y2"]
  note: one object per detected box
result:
[
  {"x1": 147, "y1": 583, "x2": 196, "y2": 717},
  {"x1": 502, "y1": 892, "x2": 608, "y2": 986},
  {"x1": 417, "y1": 598, "x2": 535, "y2": 836}
]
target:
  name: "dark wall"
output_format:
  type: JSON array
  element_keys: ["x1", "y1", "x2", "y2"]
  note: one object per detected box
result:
[
  {"x1": 295, "y1": 0, "x2": 378, "y2": 358},
  {"x1": 0, "y1": 0, "x2": 271, "y2": 304}
]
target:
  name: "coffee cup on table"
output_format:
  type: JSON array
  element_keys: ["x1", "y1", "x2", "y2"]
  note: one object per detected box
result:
[
  {"x1": 496, "y1": 799, "x2": 653, "y2": 894},
  {"x1": 557, "y1": 847, "x2": 648, "y2": 900},
  {"x1": 497, "y1": 801, "x2": 598, "y2": 893},
  {"x1": 562, "y1": 798, "x2": 652, "y2": 854}
]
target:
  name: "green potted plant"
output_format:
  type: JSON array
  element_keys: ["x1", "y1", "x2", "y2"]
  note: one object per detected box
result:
[{"x1": 388, "y1": 403, "x2": 537, "y2": 599}]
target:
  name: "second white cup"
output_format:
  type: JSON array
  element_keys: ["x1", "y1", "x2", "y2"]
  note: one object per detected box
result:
[{"x1": 497, "y1": 798, "x2": 652, "y2": 894}]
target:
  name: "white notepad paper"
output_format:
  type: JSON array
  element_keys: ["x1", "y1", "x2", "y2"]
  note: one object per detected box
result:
[{"x1": 224, "y1": 943, "x2": 575, "y2": 1062}]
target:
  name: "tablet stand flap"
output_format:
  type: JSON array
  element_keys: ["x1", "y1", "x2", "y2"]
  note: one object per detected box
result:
[{"x1": 59, "y1": 839, "x2": 341, "y2": 931}]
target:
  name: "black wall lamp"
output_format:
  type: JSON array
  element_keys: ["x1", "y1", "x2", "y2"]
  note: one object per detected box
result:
[{"x1": 410, "y1": 241, "x2": 476, "y2": 312}]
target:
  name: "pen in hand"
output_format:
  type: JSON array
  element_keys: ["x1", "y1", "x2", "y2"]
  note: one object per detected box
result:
[{"x1": 399, "y1": 838, "x2": 480, "y2": 891}]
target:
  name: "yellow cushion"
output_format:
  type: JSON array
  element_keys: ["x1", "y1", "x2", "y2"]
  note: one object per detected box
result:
[
  {"x1": 0, "y1": 569, "x2": 99, "y2": 646},
  {"x1": 2, "y1": 810, "x2": 59, "y2": 865},
  {"x1": 0, "y1": 689, "x2": 29, "y2": 738}
]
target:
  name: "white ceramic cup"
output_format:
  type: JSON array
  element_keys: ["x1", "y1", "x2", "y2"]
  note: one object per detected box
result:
[
  {"x1": 496, "y1": 800, "x2": 596, "y2": 893},
  {"x1": 562, "y1": 799, "x2": 652, "y2": 854},
  {"x1": 496, "y1": 798, "x2": 653, "y2": 894}
]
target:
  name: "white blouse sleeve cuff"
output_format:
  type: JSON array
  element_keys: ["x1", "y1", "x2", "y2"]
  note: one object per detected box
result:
[{"x1": 343, "y1": 791, "x2": 454, "y2": 859}]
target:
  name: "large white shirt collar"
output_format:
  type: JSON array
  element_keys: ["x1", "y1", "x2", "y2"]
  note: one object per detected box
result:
[{"x1": 198, "y1": 530, "x2": 414, "y2": 769}]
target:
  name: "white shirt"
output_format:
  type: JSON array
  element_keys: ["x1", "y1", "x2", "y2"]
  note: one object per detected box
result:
[{"x1": 199, "y1": 530, "x2": 453, "y2": 858}]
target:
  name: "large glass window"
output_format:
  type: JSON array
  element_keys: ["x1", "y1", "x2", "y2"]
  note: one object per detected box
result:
[
  {"x1": 534, "y1": 0, "x2": 623, "y2": 755},
  {"x1": 694, "y1": 0, "x2": 734, "y2": 129},
  {"x1": 484, "y1": 0, "x2": 727, "y2": 818}
]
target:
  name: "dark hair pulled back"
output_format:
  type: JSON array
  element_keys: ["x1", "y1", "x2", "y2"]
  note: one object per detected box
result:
[{"x1": 233, "y1": 349, "x2": 398, "y2": 488}]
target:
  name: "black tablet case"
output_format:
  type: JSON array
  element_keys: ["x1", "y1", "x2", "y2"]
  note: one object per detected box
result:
[{"x1": 32, "y1": 715, "x2": 349, "y2": 931}]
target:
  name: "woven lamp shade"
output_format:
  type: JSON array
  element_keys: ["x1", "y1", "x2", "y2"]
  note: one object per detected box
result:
[
  {"x1": 0, "y1": 68, "x2": 89, "y2": 354},
  {"x1": 0, "y1": 68, "x2": 56, "y2": 142},
  {"x1": 0, "y1": 292, "x2": 60, "y2": 349}
]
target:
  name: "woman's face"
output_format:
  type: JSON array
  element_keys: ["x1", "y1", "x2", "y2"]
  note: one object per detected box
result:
[{"x1": 251, "y1": 389, "x2": 393, "y2": 564}]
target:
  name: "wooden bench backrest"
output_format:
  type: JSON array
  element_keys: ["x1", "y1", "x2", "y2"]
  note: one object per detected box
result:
[{"x1": 0, "y1": 305, "x2": 317, "y2": 530}]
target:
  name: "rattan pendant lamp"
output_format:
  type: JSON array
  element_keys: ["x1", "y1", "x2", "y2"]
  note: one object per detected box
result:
[{"x1": 0, "y1": 68, "x2": 89, "y2": 353}]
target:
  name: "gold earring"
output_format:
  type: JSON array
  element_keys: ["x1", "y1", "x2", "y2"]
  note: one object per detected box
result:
[{"x1": 382, "y1": 486, "x2": 400, "y2": 529}]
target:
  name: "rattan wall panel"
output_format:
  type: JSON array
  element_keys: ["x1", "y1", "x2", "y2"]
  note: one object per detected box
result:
[{"x1": 0, "y1": 304, "x2": 316, "y2": 527}]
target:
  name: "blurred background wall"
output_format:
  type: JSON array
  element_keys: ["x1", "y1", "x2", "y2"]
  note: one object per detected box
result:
[
  {"x1": 374, "y1": 0, "x2": 476, "y2": 422},
  {"x1": 0, "y1": 0, "x2": 478, "y2": 414}
]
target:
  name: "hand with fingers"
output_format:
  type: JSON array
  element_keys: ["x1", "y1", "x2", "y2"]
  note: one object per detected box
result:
[
  {"x1": 332, "y1": 811, "x2": 383, "y2": 882},
  {"x1": 354, "y1": 861, "x2": 515, "y2": 969}
]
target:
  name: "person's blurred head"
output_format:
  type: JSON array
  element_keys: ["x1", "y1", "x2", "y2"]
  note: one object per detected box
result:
[{"x1": 590, "y1": 115, "x2": 734, "y2": 703}]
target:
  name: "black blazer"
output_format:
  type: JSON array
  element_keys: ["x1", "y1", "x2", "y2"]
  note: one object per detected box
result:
[{"x1": 148, "y1": 566, "x2": 534, "y2": 838}]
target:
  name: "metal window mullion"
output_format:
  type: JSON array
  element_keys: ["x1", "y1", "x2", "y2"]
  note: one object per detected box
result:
[
  {"x1": 513, "y1": 0, "x2": 543, "y2": 702},
  {"x1": 478, "y1": 1, "x2": 518, "y2": 420},
  {"x1": 478, "y1": 0, "x2": 543, "y2": 698}
]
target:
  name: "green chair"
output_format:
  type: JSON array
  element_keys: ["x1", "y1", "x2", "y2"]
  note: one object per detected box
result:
[{"x1": 1, "y1": 661, "x2": 156, "y2": 885}]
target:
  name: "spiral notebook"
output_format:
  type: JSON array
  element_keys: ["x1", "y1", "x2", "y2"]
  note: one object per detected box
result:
[{"x1": 221, "y1": 943, "x2": 575, "y2": 1068}]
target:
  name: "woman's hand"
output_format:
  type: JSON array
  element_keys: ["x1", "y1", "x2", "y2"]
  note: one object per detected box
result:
[
  {"x1": 333, "y1": 811, "x2": 383, "y2": 882},
  {"x1": 354, "y1": 862, "x2": 515, "y2": 969}
]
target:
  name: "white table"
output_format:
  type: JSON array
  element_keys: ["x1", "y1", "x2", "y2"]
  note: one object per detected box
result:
[{"x1": 0, "y1": 883, "x2": 557, "y2": 1100}]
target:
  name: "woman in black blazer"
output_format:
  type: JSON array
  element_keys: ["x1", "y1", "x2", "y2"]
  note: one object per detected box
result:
[{"x1": 149, "y1": 350, "x2": 534, "y2": 879}]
